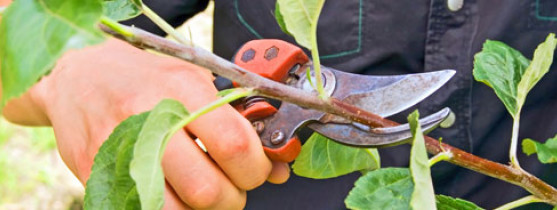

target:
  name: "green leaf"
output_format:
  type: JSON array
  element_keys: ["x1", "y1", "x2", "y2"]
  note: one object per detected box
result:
[
  {"x1": 436, "y1": 195, "x2": 483, "y2": 210},
  {"x1": 130, "y1": 99, "x2": 190, "y2": 210},
  {"x1": 0, "y1": 0, "x2": 105, "y2": 106},
  {"x1": 273, "y1": 1, "x2": 291, "y2": 37},
  {"x1": 345, "y1": 168, "x2": 413, "y2": 210},
  {"x1": 522, "y1": 135, "x2": 557, "y2": 164},
  {"x1": 473, "y1": 34, "x2": 557, "y2": 118},
  {"x1": 473, "y1": 40, "x2": 530, "y2": 117},
  {"x1": 408, "y1": 111, "x2": 436, "y2": 210},
  {"x1": 84, "y1": 112, "x2": 149, "y2": 210},
  {"x1": 517, "y1": 34, "x2": 557, "y2": 109},
  {"x1": 522, "y1": 139, "x2": 538, "y2": 156},
  {"x1": 102, "y1": 0, "x2": 142, "y2": 21},
  {"x1": 292, "y1": 133, "x2": 380, "y2": 179},
  {"x1": 275, "y1": 0, "x2": 325, "y2": 49}
]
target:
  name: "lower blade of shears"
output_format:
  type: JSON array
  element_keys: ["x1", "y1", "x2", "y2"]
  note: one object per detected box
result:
[{"x1": 308, "y1": 108, "x2": 452, "y2": 147}]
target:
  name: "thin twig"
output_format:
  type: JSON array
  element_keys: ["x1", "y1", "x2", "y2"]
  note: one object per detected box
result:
[
  {"x1": 494, "y1": 195, "x2": 543, "y2": 210},
  {"x1": 99, "y1": 23, "x2": 557, "y2": 205},
  {"x1": 510, "y1": 115, "x2": 522, "y2": 169},
  {"x1": 141, "y1": 4, "x2": 191, "y2": 46},
  {"x1": 428, "y1": 151, "x2": 453, "y2": 167},
  {"x1": 308, "y1": 0, "x2": 326, "y2": 99}
]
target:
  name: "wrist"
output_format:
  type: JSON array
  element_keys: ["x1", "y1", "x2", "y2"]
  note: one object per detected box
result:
[{"x1": 2, "y1": 82, "x2": 50, "y2": 126}]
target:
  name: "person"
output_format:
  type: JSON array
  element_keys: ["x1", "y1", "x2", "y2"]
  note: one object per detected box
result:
[{"x1": 2, "y1": 0, "x2": 557, "y2": 209}]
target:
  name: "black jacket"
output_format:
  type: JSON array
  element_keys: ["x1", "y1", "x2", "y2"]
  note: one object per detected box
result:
[{"x1": 126, "y1": 0, "x2": 557, "y2": 209}]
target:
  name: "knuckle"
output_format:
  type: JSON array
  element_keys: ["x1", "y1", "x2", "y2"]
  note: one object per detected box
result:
[
  {"x1": 210, "y1": 116, "x2": 271, "y2": 190},
  {"x1": 164, "y1": 61, "x2": 214, "y2": 85},
  {"x1": 187, "y1": 65, "x2": 214, "y2": 83},
  {"x1": 214, "y1": 126, "x2": 253, "y2": 160},
  {"x1": 181, "y1": 180, "x2": 222, "y2": 209}
]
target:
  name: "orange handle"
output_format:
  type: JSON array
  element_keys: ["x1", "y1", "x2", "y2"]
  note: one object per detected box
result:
[
  {"x1": 263, "y1": 137, "x2": 302, "y2": 163},
  {"x1": 234, "y1": 101, "x2": 277, "y2": 122},
  {"x1": 233, "y1": 39, "x2": 309, "y2": 86},
  {"x1": 235, "y1": 102, "x2": 301, "y2": 162},
  {"x1": 233, "y1": 39, "x2": 308, "y2": 162}
]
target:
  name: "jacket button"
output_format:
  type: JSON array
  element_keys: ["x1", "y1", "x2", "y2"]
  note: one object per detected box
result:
[{"x1": 447, "y1": 0, "x2": 463, "y2": 12}]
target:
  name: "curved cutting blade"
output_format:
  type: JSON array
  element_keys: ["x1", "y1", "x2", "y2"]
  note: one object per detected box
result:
[
  {"x1": 303, "y1": 68, "x2": 455, "y2": 146},
  {"x1": 308, "y1": 108, "x2": 452, "y2": 147},
  {"x1": 320, "y1": 69, "x2": 456, "y2": 123}
]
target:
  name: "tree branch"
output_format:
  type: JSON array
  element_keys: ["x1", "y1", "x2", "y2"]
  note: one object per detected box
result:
[
  {"x1": 99, "y1": 23, "x2": 557, "y2": 205},
  {"x1": 425, "y1": 134, "x2": 557, "y2": 205},
  {"x1": 99, "y1": 24, "x2": 394, "y2": 129}
]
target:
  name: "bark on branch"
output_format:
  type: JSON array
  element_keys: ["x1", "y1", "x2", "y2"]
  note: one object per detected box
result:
[{"x1": 99, "y1": 24, "x2": 557, "y2": 205}]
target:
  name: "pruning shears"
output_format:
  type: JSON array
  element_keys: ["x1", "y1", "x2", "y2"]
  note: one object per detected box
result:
[{"x1": 232, "y1": 39, "x2": 455, "y2": 162}]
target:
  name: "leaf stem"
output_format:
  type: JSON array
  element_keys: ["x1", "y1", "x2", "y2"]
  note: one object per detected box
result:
[
  {"x1": 494, "y1": 195, "x2": 543, "y2": 210},
  {"x1": 309, "y1": 0, "x2": 327, "y2": 100},
  {"x1": 160, "y1": 89, "x2": 252, "y2": 152},
  {"x1": 182, "y1": 88, "x2": 253, "y2": 126},
  {"x1": 428, "y1": 151, "x2": 453, "y2": 167},
  {"x1": 141, "y1": 4, "x2": 191, "y2": 46},
  {"x1": 306, "y1": 67, "x2": 316, "y2": 89},
  {"x1": 100, "y1": 16, "x2": 133, "y2": 38},
  {"x1": 510, "y1": 115, "x2": 521, "y2": 169}
]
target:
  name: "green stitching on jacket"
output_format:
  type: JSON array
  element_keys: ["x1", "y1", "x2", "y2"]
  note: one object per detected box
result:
[
  {"x1": 234, "y1": 0, "x2": 263, "y2": 39},
  {"x1": 234, "y1": 0, "x2": 363, "y2": 59},
  {"x1": 536, "y1": 0, "x2": 557, "y2": 21}
]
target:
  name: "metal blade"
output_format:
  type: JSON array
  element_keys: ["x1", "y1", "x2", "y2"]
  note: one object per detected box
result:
[
  {"x1": 307, "y1": 108, "x2": 452, "y2": 147},
  {"x1": 257, "y1": 67, "x2": 455, "y2": 149},
  {"x1": 320, "y1": 69, "x2": 455, "y2": 123}
]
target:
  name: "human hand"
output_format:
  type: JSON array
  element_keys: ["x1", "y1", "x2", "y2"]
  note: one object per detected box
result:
[{"x1": 3, "y1": 38, "x2": 290, "y2": 209}]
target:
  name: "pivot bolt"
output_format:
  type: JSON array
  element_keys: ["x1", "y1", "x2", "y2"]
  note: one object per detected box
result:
[
  {"x1": 270, "y1": 130, "x2": 285, "y2": 145},
  {"x1": 252, "y1": 121, "x2": 265, "y2": 134}
]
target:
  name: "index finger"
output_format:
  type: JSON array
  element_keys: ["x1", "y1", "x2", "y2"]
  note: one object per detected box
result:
[
  {"x1": 187, "y1": 103, "x2": 272, "y2": 190},
  {"x1": 163, "y1": 69, "x2": 272, "y2": 190}
]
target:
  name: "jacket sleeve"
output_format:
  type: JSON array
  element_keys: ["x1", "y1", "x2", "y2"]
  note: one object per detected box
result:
[{"x1": 121, "y1": 0, "x2": 209, "y2": 36}]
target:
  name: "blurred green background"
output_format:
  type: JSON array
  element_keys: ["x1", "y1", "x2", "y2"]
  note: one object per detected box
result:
[
  {"x1": 0, "y1": 2, "x2": 213, "y2": 209},
  {"x1": 0, "y1": 117, "x2": 84, "y2": 210}
]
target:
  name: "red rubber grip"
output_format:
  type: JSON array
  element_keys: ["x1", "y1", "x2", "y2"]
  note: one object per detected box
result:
[
  {"x1": 233, "y1": 39, "x2": 309, "y2": 86},
  {"x1": 236, "y1": 101, "x2": 277, "y2": 121},
  {"x1": 237, "y1": 101, "x2": 300, "y2": 162},
  {"x1": 263, "y1": 137, "x2": 302, "y2": 162},
  {"x1": 233, "y1": 39, "x2": 308, "y2": 162}
]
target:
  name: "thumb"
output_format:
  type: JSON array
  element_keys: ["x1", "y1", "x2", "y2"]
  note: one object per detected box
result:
[{"x1": 266, "y1": 161, "x2": 291, "y2": 184}]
